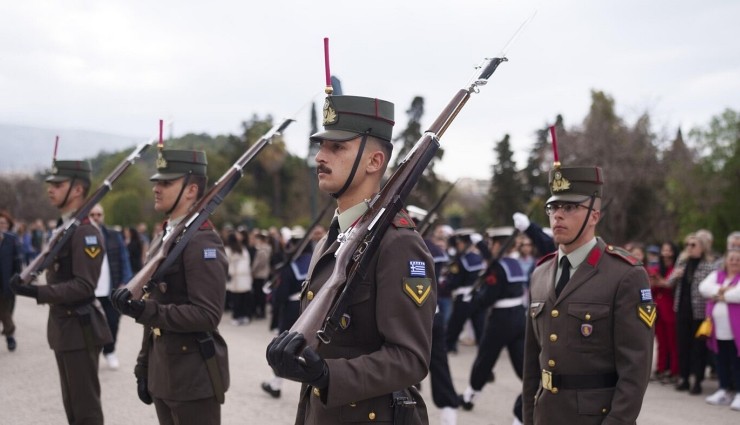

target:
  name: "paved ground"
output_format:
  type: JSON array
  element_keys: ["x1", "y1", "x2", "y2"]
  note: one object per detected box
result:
[{"x1": 1, "y1": 296, "x2": 738, "y2": 424}]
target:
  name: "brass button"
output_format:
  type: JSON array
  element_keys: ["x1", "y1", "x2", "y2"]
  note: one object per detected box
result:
[
  {"x1": 368, "y1": 411, "x2": 376, "y2": 420},
  {"x1": 551, "y1": 387, "x2": 559, "y2": 394},
  {"x1": 549, "y1": 334, "x2": 558, "y2": 342},
  {"x1": 551, "y1": 309, "x2": 559, "y2": 318},
  {"x1": 602, "y1": 408, "x2": 608, "y2": 414},
  {"x1": 67, "y1": 310, "x2": 72, "y2": 315},
  {"x1": 585, "y1": 313, "x2": 591, "y2": 320},
  {"x1": 181, "y1": 346, "x2": 187, "y2": 351},
  {"x1": 307, "y1": 291, "x2": 314, "y2": 301},
  {"x1": 548, "y1": 359, "x2": 555, "y2": 367},
  {"x1": 313, "y1": 387, "x2": 321, "y2": 397},
  {"x1": 349, "y1": 402, "x2": 356, "y2": 407}
]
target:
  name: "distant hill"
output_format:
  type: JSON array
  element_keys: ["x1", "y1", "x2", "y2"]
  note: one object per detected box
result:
[{"x1": 0, "y1": 124, "x2": 145, "y2": 174}]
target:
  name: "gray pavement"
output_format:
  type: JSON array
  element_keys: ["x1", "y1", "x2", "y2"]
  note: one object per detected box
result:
[{"x1": 1, "y1": 296, "x2": 737, "y2": 424}]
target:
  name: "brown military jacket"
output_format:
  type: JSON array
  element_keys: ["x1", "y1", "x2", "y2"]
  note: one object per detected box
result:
[
  {"x1": 134, "y1": 221, "x2": 229, "y2": 401},
  {"x1": 295, "y1": 211, "x2": 436, "y2": 425},
  {"x1": 523, "y1": 238, "x2": 654, "y2": 425},
  {"x1": 36, "y1": 218, "x2": 112, "y2": 351}
]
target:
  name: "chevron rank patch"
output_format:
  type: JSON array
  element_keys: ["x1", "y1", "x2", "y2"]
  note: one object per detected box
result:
[
  {"x1": 638, "y1": 303, "x2": 657, "y2": 328},
  {"x1": 403, "y1": 277, "x2": 432, "y2": 307},
  {"x1": 83, "y1": 235, "x2": 101, "y2": 259}
]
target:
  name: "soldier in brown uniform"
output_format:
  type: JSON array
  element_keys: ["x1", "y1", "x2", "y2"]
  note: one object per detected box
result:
[
  {"x1": 522, "y1": 166, "x2": 655, "y2": 425},
  {"x1": 266, "y1": 95, "x2": 437, "y2": 425},
  {"x1": 111, "y1": 150, "x2": 229, "y2": 425},
  {"x1": 11, "y1": 160, "x2": 112, "y2": 425}
]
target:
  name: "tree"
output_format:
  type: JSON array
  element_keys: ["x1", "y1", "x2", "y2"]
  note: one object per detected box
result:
[
  {"x1": 562, "y1": 90, "x2": 664, "y2": 245},
  {"x1": 688, "y1": 108, "x2": 740, "y2": 248},
  {"x1": 486, "y1": 134, "x2": 525, "y2": 227},
  {"x1": 391, "y1": 96, "x2": 445, "y2": 209}
]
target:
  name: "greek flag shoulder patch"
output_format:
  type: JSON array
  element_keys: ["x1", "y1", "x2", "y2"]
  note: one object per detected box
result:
[
  {"x1": 409, "y1": 260, "x2": 426, "y2": 277},
  {"x1": 203, "y1": 248, "x2": 217, "y2": 260}
]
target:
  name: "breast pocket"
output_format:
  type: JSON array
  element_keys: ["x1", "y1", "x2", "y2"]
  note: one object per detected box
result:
[
  {"x1": 567, "y1": 303, "x2": 611, "y2": 352},
  {"x1": 330, "y1": 281, "x2": 374, "y2": 347},
  {"x1": 529, "y1": 302, "x2": 545, "y2": 341}
]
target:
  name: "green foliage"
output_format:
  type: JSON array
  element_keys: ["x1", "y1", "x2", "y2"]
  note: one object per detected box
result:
[
  {"x1": 486, "y1": 134, "x2": 525, "y2": 226},
  {"x1": 392, "y1": 96, "x2": 445, "y2": 208}
]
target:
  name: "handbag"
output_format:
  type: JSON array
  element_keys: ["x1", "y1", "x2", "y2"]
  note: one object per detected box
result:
[{"x1": 695, "y1": 317, "x2": 712, "y2": 339}]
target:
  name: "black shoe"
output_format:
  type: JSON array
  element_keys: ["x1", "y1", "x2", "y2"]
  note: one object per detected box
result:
[
  {"x1": 261, "y1": 382, "x2": 281, "y2": 398},
  {"x1": 458, "y1": 394, "x2": 474, "y2": 411},
  {"x1": 6, "y1": 336, "x2": 16, "y2": 352},
  {"x1": 689, "y1": 382, "x2": 702, "y2": 395},
  {"x1": 675, "y1": 379, "x2": 689, "y2": 391}
]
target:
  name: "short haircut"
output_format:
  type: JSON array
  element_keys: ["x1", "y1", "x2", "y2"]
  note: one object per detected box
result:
[{"x1": 190, "y1": 174, "x2": 208, "y2": 199}]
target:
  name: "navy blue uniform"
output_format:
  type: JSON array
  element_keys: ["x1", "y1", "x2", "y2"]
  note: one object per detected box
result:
[
  {"x1": 445, "y1": 249, "x2": 485, "y2": 352},
  {"x1": 468, "y1": 257, "x2": 527, "y2": 419},
  {"x1": 424, "y1": 240, "x2": 459, "y2": 410},
  {"x1": 273, "y1": 253, "x2": 312, "y2": 333}
]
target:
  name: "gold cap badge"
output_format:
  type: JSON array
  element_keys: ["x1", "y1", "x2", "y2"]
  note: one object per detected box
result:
[
  {"x1": 551, "y1": 170, "x2": 571, "y2": 192},
  {"x1": 322, "y1": 98, "x2": 338, "y2": 125},
  {"x1": 156, "y1": 151, "x2": 168, "y2": 169}
]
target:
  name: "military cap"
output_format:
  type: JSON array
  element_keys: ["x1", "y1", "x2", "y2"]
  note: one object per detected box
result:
[
  {"x1": 406, "y1": 205, "x2": 428, "y2": 222},
  {"x1": 546, "y1": 166, "x2": 604, "y2": 204},
  {"x1": 310, "y1": 95, "x2": 395, "y2": 144},
  {"x1": 46, "y1": 160, "x2": 92, "y2": 183},
  {"x1": 453, "y1": 228, "x2": 477, "y2": 237},
  {"x1": 150, "y1": 149, "x2": 207, "y2": 181},
  {"x1": 290, "y1": 225, "x2": 306, "y2": 240},
  {"x1": 485, "y1": 226, "x2": 515, "y2": 239}
]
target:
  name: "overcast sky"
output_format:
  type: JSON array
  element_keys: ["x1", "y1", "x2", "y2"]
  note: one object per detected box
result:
[{"x1": 1, "y1": 0, "x2": 738, "y2": 180}]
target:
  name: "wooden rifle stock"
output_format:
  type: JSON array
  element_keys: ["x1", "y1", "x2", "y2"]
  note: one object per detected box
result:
[
  {"x1": 418, "y1": 179, "x2": 459, "y2": 238},
  {"x1": 18, "y1": 142, "x2": 151, "y2": 284},
  {"x1": 290, "y1": 57, "x2": 508, "y2": 350},
  {"x1": 124, "y1": 118, "x2": 294, "y2": 300}
]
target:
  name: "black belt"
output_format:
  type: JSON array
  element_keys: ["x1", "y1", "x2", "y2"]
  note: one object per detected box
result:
[{"x1": 552, "y1": 372, "x2": 618, "y2": 390}]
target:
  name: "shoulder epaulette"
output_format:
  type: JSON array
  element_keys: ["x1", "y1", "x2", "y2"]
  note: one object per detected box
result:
[
  {"x1": 536, "y1": 251, "x2": 557, "y2": 267},
  {"x1": 199, "y1": 219, "x2": 214, "y2": 230},
  {"x1": 80, "y1": 217, "x2": 92, "y2": 225},
  {"x1": 606, "y1": 245, "x2": 642, "y2": 266},
  {"x1": 392, "y1": 209, "x2": 416, "y2": 229}
]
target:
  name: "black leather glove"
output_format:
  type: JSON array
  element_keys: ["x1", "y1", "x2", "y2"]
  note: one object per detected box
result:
[
  {"x1": 9, "y1": 274, "x2": 38, "y2": 299},
  {"x1": 136, "y1": 377, "x2": 153, "y2": 405},
  {"x1": 266, "y1": 331, "x2": 329, "y2": 389},
  {"x1": 110, "y1": 288, "x2": 145, "y2": 319}
]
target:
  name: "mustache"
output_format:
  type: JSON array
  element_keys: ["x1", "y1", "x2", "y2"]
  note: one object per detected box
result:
[{"x1": 317, "y1": 165, "x2": 332, "y2": 175}]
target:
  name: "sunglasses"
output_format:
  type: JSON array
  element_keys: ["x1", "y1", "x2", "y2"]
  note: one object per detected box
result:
[
  {"x1": 90, "y1": 213, "x2": 103, "y2": 217},
  {"x1": 687, "y1": 242, "x2": 698, "y2": 248}
]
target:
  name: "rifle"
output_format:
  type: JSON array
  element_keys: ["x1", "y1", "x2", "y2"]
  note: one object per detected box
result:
[
  {"x1": 418, "y1": 179, "x2": 459, "y2": 238},
  {"x1": 19, "y1": 143, "x2": 151, "y2": 284},
  {"x1": 265, "y1": 198, "x2": 334, "y2": 293},
  {"x1": 124, "y1": 118, "x2": 294, "y2": 300},
  {"x1": 290, "y1": 56, "x2": 508, "y2": 350}
]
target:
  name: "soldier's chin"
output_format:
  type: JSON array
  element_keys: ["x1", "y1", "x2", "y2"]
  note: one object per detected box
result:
[{"x1": 317, "y1": 180, "x2": 338, "y2": 193}]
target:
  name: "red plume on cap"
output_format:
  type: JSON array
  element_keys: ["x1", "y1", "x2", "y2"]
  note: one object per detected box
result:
[
  {"x1": 549, "y1": 125, "x2": 561, "y2": 170},
  {"x1": 158, "y1": 119, "x2": 165, "y2": 151},
  {"x1": 324, "y1": 37, "x2": 333, "y2": 95}
]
